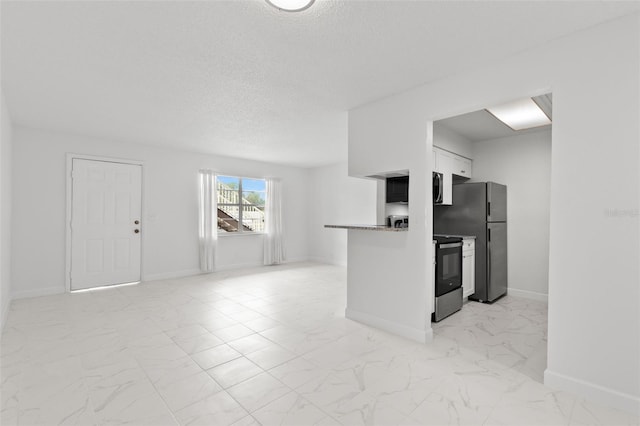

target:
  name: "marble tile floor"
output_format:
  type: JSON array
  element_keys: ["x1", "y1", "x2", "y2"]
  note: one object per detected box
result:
[
  {"x1": 432, "y1": 295, "x2": 548, "y2": 384},
  {"x1": 1, "y1": 262, "x2": 637, "y2": 426}
]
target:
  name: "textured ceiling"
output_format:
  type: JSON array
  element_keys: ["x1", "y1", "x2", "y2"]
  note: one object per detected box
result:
[{"x1": 2, "y1": 1, "x2": 639, "y2": 167}]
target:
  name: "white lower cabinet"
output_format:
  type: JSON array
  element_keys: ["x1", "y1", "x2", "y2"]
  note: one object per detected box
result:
[{"x1": 462, "y1": 238, "x2": 475, "y2": 298}]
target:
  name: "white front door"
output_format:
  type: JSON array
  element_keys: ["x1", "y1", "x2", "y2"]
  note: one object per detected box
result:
[{"x1": 70, "y1": 159, "x2": 142, "y2": 290}]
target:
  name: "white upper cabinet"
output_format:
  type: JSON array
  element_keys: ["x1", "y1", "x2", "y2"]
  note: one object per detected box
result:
[
  {"x1": 452, "y1": 155, "x2": 472, "y2": 179},
  {"x1": 433, "y1": 147, "x2": 472, "y2": 179},
  {"x1": 441, "y1": 171, "x2": 453, "y2": 205},
  {"x1": 433, "y1": 148, "x2": 453, "y2": 205},
  {"x1": 432, "y1": 149, "x2": 438, "y2": 172}
]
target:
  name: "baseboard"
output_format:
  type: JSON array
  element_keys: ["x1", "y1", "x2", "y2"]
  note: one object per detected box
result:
[
  {"x1": 139, "y1": 259, "x2": 316, "y2": 282},
  {"x1": 13, "y1": 262, "x2": 317, "y2": 299},
  {"x1": 345, "y1": 307, "x2": 433, "y2": 343},
  {"x1": 283, "y1": 256, "x2": 312, "y2": 265},
  {"x1": 143, "y1": 268, "x2": 203, "y2": 281},
  {"x1": 307, "y1": 256, "x2": 347, "y2": 267},
  {"x1": 212, "y1": 256, "x2": 312, "y2": 272},
  {"x1": 508, "y1": 287, "x2": 548, "y2": 303},
  {"x1": 1, "y1": 295, "x2": 11, "y2": 332},
  {"x1": 544, "y1": 369, "x2": 640, "y2": 416},
  {"x1": 214, "y1": 262, "x2": 266, "y2": 272},
  {"x1": 12, "y1": 286, "x2": 63, "y2": 300}
]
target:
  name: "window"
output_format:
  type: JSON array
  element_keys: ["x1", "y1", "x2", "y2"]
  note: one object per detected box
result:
[{"x1": 217, "y1": 176, "x2": 266, "y2": 233}]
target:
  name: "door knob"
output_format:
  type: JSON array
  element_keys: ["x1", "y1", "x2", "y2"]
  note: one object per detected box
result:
[
  {"x1": 134, "y1": 220, "x2": 140, "y2": 225},
  {"x1": 134, "y1": 229, "x2": 140, "y2": 234}
]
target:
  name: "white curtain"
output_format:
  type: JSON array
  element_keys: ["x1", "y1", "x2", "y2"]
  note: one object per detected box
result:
[
  {"x1": 264, "y1": 178, "x2": 285, "y2": 265},
  {"x1": 198, "y1": 170, "x2": 217, "y2": 272}
]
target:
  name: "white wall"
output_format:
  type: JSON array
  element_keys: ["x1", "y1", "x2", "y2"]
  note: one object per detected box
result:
[
  {"x1": 433, "y1": 123, "x2": 473, "y2": 159},
  {"x1": 347, "y1": 229, "x2": 431, "y2": 342},
  {"x1": 307, "y1": 162, "x2": 377, "y2": 266},
  {"x1": 472, "y1": 129, "x2": 551, "y2": 301},
  {"x1": 0, "y1": 90, "x2": 13, "y2": 329},
  {"x1": 348, "y1": 116, "x2": 434, "y2": 343},
  {"x1": 384, "y1": 202, "x2": 409, "y2": 218},
  {"x1": 11, "y1": 127, "x2": 310, "y2": 298},
  {"x1": 349, "y1": 14, "x2": 639, "y2": 413}
]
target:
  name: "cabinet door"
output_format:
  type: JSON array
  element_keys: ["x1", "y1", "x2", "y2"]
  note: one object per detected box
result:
[
  {"x1": 438, "y1": 149, "x2": 454, "y2": 172},
  {"x1": 441, "y1": 172, "x2": 453, "y2": 205},
  {"x1": 462, "y1": 250, "x2": 475, "y2": 298},
  {"x1": 453, "y1": 156, "x2": 472, "y2": 179},
  {"x1": 433, "y1": 149, "x2": 439, "y2": 173}
]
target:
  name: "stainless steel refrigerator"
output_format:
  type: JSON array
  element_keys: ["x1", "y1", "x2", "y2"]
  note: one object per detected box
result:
[{"x1": 434, "y1": 182, "x2": 507, "y2": 302}]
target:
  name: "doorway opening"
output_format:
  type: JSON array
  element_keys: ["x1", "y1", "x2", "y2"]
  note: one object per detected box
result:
[{"x1": 431, "y1": 93, "x2": 552, "y2": 383}]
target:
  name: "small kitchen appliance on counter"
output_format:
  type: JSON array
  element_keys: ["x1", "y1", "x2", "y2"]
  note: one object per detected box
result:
[
  {"x1": 387, "y1": 215, "x2": 409, "y2": 228},
  {"x1": 432, "y1": 236, "x2": 463, "y2": 322}
]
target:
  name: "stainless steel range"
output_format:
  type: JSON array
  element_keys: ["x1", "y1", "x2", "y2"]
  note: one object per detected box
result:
[{"x1": 432, "y1": 236, "x2": 463, "y2": 322}]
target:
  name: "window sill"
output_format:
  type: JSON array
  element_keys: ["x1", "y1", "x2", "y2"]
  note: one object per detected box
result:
[{"x1": 218, "y1": 232, "x2": 266, "y2": 238}]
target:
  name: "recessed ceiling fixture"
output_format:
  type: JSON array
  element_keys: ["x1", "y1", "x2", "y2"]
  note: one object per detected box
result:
[
  {"x1": 486, "y1": 98, "x2": 552, "y2": 131},
  {"x1": 266, "y1": 0, "x2": 315, "y2": 12}
]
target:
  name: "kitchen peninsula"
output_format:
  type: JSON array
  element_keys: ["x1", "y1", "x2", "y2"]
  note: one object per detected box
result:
[
  {"x1": 325, "y1": 214, "x2": 433, "y2": 344},
  {"x1": 324, "y1": 224, "x2": 408, "y2": 232}
]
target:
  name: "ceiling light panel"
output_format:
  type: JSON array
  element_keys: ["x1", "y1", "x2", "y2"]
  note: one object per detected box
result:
[
  {"x1": 486, "y1": 98, "x2": 551, "y2": 131},
  {"x1": 266, "y1": 0, "x2": 315, "y2": 12}
]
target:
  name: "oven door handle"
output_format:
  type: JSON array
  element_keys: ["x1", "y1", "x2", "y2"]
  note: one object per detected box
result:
[{"x1": 439, "y1": 242, "x2": 462, "y2": 249}]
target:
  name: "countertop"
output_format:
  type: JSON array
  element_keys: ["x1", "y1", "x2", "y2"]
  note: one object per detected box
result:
[
  {"x1": 324, "y1": 224, "x2": 408, "y2": 232},
  {"x1": 433, "y1": 233, "x2": 476, "y2": 239},
  {"x1": 323, "y1": 227, "x2": 473, "y2": 237}
]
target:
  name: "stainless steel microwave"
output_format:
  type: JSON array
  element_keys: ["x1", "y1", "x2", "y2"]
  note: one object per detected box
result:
[{"x1": 433, "y1": 172, "x2": 443, "y2": 204}]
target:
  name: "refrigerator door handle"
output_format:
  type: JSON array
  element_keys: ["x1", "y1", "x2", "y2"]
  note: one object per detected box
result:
[
  {"x1": 488, "y1": 228, "x2": 491, "y2": 242},
  {"x1": 487, "y1": 201, "x2": 491, "y2": 218},
  {"x1": 487, "y1": 240, "x2": 491, "y2": 291}
]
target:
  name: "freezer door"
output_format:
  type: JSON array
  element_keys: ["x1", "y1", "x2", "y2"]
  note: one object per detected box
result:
[
  {"x1": 487, "y1": 182, "x2": 507, "y2": 222},
  {"x1": 487, "y1": 222, "x2": 508, "y2": 301},
  {"x1": 434, "y1": 182, "x2": 487, "y2": 232}
]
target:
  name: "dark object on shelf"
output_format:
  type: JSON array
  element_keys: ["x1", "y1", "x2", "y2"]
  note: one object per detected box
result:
[{"x1": 386, "y1": 176, "x2": 409, "y2": 203}]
